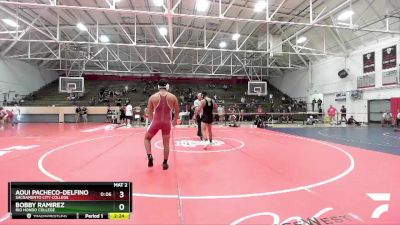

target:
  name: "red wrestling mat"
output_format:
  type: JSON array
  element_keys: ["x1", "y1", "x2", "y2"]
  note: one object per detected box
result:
[{"x1": 0, "y1": 124, "x2": 400, "y2": 224}]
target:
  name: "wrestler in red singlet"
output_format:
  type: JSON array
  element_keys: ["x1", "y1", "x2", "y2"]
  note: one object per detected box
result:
[
  {"x1": 144, "y1": 79, "x2": 180, "y2": 170},
  {"x1": 0, "y1": 107, "x2": 8, "y2": 129}
]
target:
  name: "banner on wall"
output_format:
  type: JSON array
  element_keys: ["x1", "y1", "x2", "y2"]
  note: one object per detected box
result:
[
  {"x1": 363, "y1": 52, "x2": 375, "y2": 73},
  {"x1": 382, "y1": 45, "x2": 397, "y2": 70},
  {"x1": 357, "y1": 73, "x2": 375, "y2": 88},
  {"x1": 382, "y1": 69, "x2": 398, "y2": 85}
]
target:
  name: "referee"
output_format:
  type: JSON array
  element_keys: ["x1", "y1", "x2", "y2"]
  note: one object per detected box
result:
[{"x1": 193, "y1": 93, "x2": 203, "y2": 140}]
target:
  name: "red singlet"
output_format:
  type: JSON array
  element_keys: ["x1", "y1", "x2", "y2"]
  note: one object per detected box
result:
[{"x1": 147, "y1": 93, "x2": 172, "y2": 136}]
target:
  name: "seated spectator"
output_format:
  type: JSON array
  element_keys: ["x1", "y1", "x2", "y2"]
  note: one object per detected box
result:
[
  {"x1": 254, "y1": 115, "x2": 264, "y2": 128},
  {"x1": 306, "y1": 116, "x2": 318, "y2": 125},
  {"x1": 241, "y1": 96, "x2": 245, "y2": 104},
  {"x1": 382, "y1": 111, "x2": 393, "y2": 127},
  {"x1": 347, "y1": 116, "x2": 361, "y2": 126},
  {"x1": 116, "y1": 98, "x2": 122, "y2": 106}
]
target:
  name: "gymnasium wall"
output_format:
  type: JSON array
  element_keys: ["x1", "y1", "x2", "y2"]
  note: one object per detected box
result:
[
  {"x1": 0, "y1": 58, "x2": 59, "y2": 100},
  {"x1": 3, "y1": 106, "x2": 119, "y2": 123},
  {"x1": 269, "y1": 36, "x2": 400, "y2": 122}
]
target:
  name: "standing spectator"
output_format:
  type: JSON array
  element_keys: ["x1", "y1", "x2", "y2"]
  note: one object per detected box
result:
[
  {"x1": 125, "y1": 103, "x2": 133, "y2": 128},
  {"x1": 134, "y1": 105, "x2": 142, "y2": 127},
  {"x1": 317, "y1": 98, "x2": 323, "y2": 110},
  {"x1": 75, "y1": 106, "x2": 81, "y2": 123},
  {"x1": 339, "y1": 105, "x2": 347, "y2": 124},
  {"x1": 106, "y1": 106, "x2": 112, "y2": 123},
  {"x1": 269, "y1": 94, "x2": 273, "y2": 104},
  {"x1": 218, "y1": 105, "x2": 225, "y2": 123},
  {"x1": 327, "y1": 105, "x2": 337, "y2": 125},
  {"x1": 81, "y1": 106, "x2": 88, "y2": 123},
  {"x1": 312, "y1": 99, "x2": 317, "y2": 111},
  {"x1": 119, "y1": 105, "x2": 126, "y2": 125},
  {"x1": 397, "y1": 109, "x2": 400, "y2": 127},
  {"x1": 12, "y1": 104, "x2": 20, "y2": 125}
]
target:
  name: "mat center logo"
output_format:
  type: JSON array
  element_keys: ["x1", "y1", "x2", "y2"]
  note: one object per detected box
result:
[{"x1": 175, "y1": 140, "x2": 224, "y2": 148}]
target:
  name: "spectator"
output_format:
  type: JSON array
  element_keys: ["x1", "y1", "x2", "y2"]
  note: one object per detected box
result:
[
  {"x1": 116, "y1": 98, "x2": 122, "y2": 106},
  {"x1": 269, "y1": 94, "x2": 273, "y2": 104},
  {"x1": 218, "y1": 105, "x2": 225, "y2": 122},
  {"x1": 213, "y1": 94, "x2": 217, "y2": 100},
  {"x1": 317, "y1": 98, "x2": 323, "y2": 110},
  {"x1": 119, "y1": 105, "x2": 126, "y2": 125},
  {"x1": 312, "y1": 99, "x2": 317, "y2": 111},
  {"x1": 397, "y1": 109, "x2": 400, "y2": 127},
  {"x1": 340, "y1": 105, "x2": 347, "y2": 124},
  {"x1": 241, "y1": 96, "x2": 245, "y2": 104},
  {"x1": 12, "y1": 104, "x2": 20, "y2": 125},
  {"x1": 347, "y1": 116, "x2": 361, "y2": 126},
  {"x1": 81, "y1": 106, "x2": 88, "y2": 123},
  {"x1": 327, "y1": 105, "x2": 337, "y2": 125},
  {"x1": 106, "y1": 106, "x2": 113, "y2": 123},
  {"x1": 381, "y1": 111, "x2": 393, "y2": 127},
  {"x1": 125, "y1": 102, "x2": 133, "y2": 128},
  {"x1": 75, "y1": 106, "x2": 81, "y2": 123},
  {"x1": 134, "y1": 105, "x2": 141, "y2": 126},
  {"x1": 306, "y1": 115, "x2": 318, "y2": 125}
]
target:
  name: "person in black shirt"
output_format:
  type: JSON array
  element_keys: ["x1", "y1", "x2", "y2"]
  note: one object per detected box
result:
[
  {"x1": 317, "y1": 99, "x2": 323, "y2": 110},
  {"x1": 347, "y1": 116, "x2": 360, "y2": 126},
  {"x1": 340, "y1": 105, "x2": 347, "y2": 124},
  {"x1": 312, "y1": 99, "x2": 316, "y2": 111},
  {"x1": 75, "y1": 106, "x2": 81, "y2": 123},
  {"x1": 193, "y1": 92, "x2": 218, "y2": 149}
]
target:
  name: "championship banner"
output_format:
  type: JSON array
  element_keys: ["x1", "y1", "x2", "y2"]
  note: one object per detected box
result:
[
  {"x1": 382, "y1": 45, "x2": 396, "y2": 70},
  {"x1": 382, "y1": 45, "x2": 398, "y2": 85},
  {"x1": 363, "y1": 52, "x2": 375, "y2": 74},
  {"x1": 357, "y1": 73, "x2": 375, "y2": 89},
  {"x1": 382, "y1": 69, "x2": 398, "y2": 85}
]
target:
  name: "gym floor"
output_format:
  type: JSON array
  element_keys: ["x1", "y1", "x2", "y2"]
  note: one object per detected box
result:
[{"x1": 0, "y1": 124, "x2": 399, "y2": 224}]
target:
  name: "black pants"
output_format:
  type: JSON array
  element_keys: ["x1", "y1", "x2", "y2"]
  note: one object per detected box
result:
[{"x1": 196, "y1": 115, "x2": 202, "y2": 138}]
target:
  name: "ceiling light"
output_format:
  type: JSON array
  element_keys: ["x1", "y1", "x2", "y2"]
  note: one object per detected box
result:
[
  {"x1": 196, "y1": 0, "x2": 210, "y2": 12},
  {"x1": 2, "y1": 19, "x2": 18, "y2": 28},
  {"x1": 254, "y1": 1, "x2": 267, "y2": 12},
  {"x1": 296, "y1": 36, "x2": 307, "y2": 44},
  {"x1": 153, "y1": 0, "x2": 163, "y2": 6},
  {"x1": 232, "y1": 33, "x2": 240, "y2": 41},
  {"x1": 99, "y1": 35, "x2": 109, "y2": 43},
  {"x1": 219, "y1": 41, "x2": 227, "y2": 48},
  {"x1": 159, "y1": 27, "x2": 168, "y2": 36},
  {"x1": 76, "y1": 22, "x2": 87, "y2": 31},
  {"x1": 337, "y1": 10, "x2": 354, "y2": 21}
]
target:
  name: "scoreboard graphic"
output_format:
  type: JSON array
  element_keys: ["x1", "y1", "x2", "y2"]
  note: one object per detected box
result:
[{"x1": 8, "y1": 182, "x2": 132, "y2": 220}]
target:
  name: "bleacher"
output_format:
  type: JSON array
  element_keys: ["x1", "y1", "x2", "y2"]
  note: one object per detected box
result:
[{"x1": 21, "y1": 78, "x2": 300, "y2": 113}]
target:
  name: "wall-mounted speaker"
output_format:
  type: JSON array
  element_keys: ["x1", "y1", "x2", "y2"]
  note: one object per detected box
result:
[{"x1": 338, "y1": 69, "x2": 349, "y2": 78}]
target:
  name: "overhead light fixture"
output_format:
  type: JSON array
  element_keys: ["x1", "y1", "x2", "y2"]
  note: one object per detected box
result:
[
  {"x1": 99, "y1": 35, "x2": 109, "y2": 43},
  {"x1": 232, "y1": 33, "x2": 240, "y2": 41},
  {"x1": 159, "y1": 27, "x2": 168, "y2": 36},
  {"x1": 76, "y1": 22, "x2": 87, "y2": 31},
  {"x1": 254, "y1": 1, "x2": 267, "y2": 12},
  {"x1": 2, "y1": 19, "x2": 18, "y2": 28},
  {"x1": 337, "y1": 10, "x2": 354, "y2": 21},
  {"x1": 153, "y1": 0, "x2": 163, "y2": 6},
  {"x1": 196, "y1": 0, "x2": 210, "y2": 12},
  {"x1": 219, "y1": 41, "x2": 227, "y2": 48},
  {"x1": 296, "y1": 36, "x2": 307, "y2": 44}
]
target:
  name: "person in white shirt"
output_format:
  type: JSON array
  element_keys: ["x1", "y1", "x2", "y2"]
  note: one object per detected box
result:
[
  {"x1": 382, "y1": 111, "x2": 393, "y2": 127},
  {"x1": 12, "y1": 104, "x2": 20, "y2": 126},
  {"x1": 125, "y1": 103, "x2": 133, "y2": 128},
  {"x1": 193, "y1": 93, "x2": 203, "y2": 140}
]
